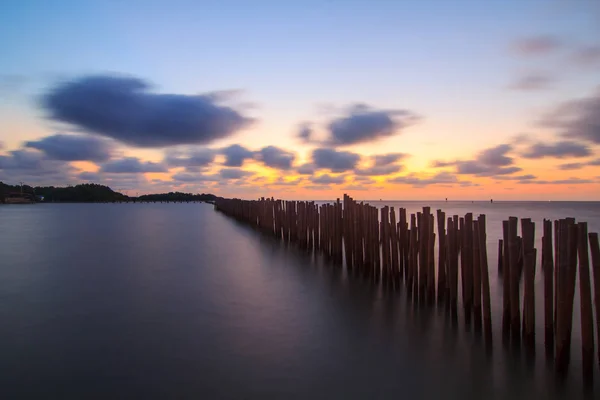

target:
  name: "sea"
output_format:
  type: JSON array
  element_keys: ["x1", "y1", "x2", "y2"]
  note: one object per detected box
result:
[{"x1": 0, "y1": 201, "x2": 599, "y2": 399}]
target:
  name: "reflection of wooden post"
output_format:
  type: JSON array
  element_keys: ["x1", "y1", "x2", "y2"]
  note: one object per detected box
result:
[
  {"x1": 577, "y1": 222, "x2": 594, "y2": 386},
  {"x1": 589, "y1": 232, "x2": 600, "y2": 369},
  {"x1": 543, "y1": 219, "x2": 554, "y2": 359}
]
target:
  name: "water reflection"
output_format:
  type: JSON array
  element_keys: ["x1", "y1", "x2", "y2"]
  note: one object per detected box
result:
[{"x1": 0, "y1": 203, "x2": 596, "y2": 398}]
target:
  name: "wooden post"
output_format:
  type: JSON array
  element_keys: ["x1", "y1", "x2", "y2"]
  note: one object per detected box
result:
[
  {"x1": 543, "y1": 219, "x2": 554, "y2": 359},
  {"x1": 497, "y1": 239, "x2": 503, "y2": 274},
  {"x1": 589, "y1": 232, "x2": 600, "y2": 369},
  {"x1": 437, "y1": 210, "x2": 447, "y2": 305},
  {"x1": 521, "y1": 218, "x2": 536, "y2": 356},
  {"x1": 473, "y1": 219, "x2": 482, "y2": 334},
  {"x1": 478, "y1": 215, "x2": 492, "y2": 347},
  {"x1": 508, "y1": 217, "x2": 520, "y2": 348},
  {"x1": 577, "y1": 222, "x2": 594, "y2": 386}
]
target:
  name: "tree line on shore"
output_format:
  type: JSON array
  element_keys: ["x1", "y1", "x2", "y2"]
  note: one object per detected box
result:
[{"x1": 0, "y1": 182, "x2": 219, "y2": 203}]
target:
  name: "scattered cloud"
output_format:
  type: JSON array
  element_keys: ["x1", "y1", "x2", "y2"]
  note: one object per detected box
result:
[
  {"x1": 509, "y1": 73, "x2": 553, "y2": 90},
  {"x1": 41, "y1": 74, "x2": 253, "y2": 147},
  {"x1": 520, "y1": 178, "x2": 594, "y2": 185},
  {"x1": 521, "y1": 140, "x2": 591, "y2": 158},
  {"x1": 354, "y1": 164, "x2": 403, "y2": 176},
  {"x1": 494, "y1": 174, "x2": 537, "y2": 181},
  {"x1": 435, "y1": 144, "x2": 522, "y2": 177},
  {"x1": 221, "y1": 144, "x2": 254, "y2": 167},
  {"x1": 172, "y1": 173, "x2": 220, "y2": 183},
  {"x1": 164, "y1": 148, "x2": 216, "y2": 168},
  {"x1": 303, "y1": 185, "x2": 331, "y2": 191},
  {"x1": 372, "y1": 153, "x2": 408, "y2": 166},
  {"x1": 296, "y1": 123, "x2": 313, "y2": 144},
  {"x1": 388, "y1": 171, "x2": 460, "y2": 187},
  {"x1": 296, "y1": 163, "x2": 316, "y2": 175},
  {"x1": 541, "y1": 89, "x2": 600, "y2": 144},
  {"x1": 219, "y1": 168, "x2": 253, "y2": 180},
  {"x1": 571, "y1": 45, "x2": 600, "y2": 66},
  {"x1": 254, "y1": 146, "x2": 295, "y2": 170},
  {"x1": 310, "y1": 174, "x2": 346, "y2": 185},
  {"x1": 558, "y1": 162, "x2": 585, "y2": 170},
  {"x1": 512, "y1": 35, "x2": 562, "y2": 56},
  {"x1": 342, "y1": 185, "x2": 371, "y2": 191},
  {"x1": 326, "y1": 104, "x2": 420, "y2": 145},
  {"x1": 25, "y1": 134, "x2": 114, "y2": 162},
  {"x1": 589, "y1": 158, "x2": 600, "y2": 166},
  {"x1": 101, "y1": 157, "x2": 167, "y2": 173},
  {"x1": 312, "y1": 148, "x2": 360, "y2": 172}
]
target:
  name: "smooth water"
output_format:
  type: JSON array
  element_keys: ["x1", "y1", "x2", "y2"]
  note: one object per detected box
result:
[{"x1": 0, "y1": 202, "x2": 599, "y2": 399}]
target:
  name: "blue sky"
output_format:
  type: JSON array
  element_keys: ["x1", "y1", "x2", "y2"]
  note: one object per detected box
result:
[{"x1": 0, "y1": 0, "x2": 599, "y2": 199}]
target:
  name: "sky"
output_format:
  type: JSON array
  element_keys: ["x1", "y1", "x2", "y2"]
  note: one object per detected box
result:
[{"x1": 0, "y1": 0, "x2": 599, "y2": 200}]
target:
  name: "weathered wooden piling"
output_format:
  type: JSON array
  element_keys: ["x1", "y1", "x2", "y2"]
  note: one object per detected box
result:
[
  {"x1": 576, "y1": 222, "x2": 594, "y2": 386},
  {"x1": 213, "y1": 194, "x2": 600, "y2": 387},
  {"x1": 478, "y1": 215, "x2": 493, "y2": 347},
  {"x1": 543, "y1": 219, "x2": 554, "y2": 359},
  {"x1": 589, "y1": 232, "x2": 600, "y2": 369}
]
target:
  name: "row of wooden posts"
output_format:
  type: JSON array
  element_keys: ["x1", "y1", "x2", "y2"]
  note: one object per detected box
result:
[{"x1": 214, "y1": 194, "x2": 600, "y2": 385}]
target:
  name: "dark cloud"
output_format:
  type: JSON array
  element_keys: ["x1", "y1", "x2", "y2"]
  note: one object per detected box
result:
[
  {"x1": 437, "y1": 144, "x2": 521, "y2": 177},
  {"x1": 431, "y1": 160, "x2": 455, "y2": 168},
  {"x1": 78, "y1": 172, "x2": 101, "y2": 181},
  {"x1": 272, "y1": 177, "x2": 303, "y2": 186},
  {"x1": 101, "y1": 157, "x2": 168, "y2": 173},
  {"x1": 342, "y1": 185, "x2": 371, "y2": 191},
  {"x1": 41, "y1": 75, "x2": 253, "y2": 148},
  {"x1": 221, "y1": 144, "x2": 254, "y2": 167},
  {"x1": 296, "y1": 123, "x2": 313, "y2": 144},
  {"x1": 25, "y1": 134, "x2": 114, "y2": 162},
  {"x1": 456, "y1": 162, "x2": 521, "y2": 176},
  {"x1": 219, "y1": 168, "x2": 253, "y2": 180},
  {"x1": 310, "y1": 174, "x2": 346, "y2": 185},
  {"x1": 0, "y1": 150, "x2": 45, "y2": 170},
  {"x1": 354, "y1": 164, "x2": 402, "y2": 176},
  {"x1": 304, "y1": 185, "x2": 331, "y2": 191},
  {"x1": 372, "y1": 153, "x2": 408, "y2": 167},
  {"x1": 571, "y1": 46, "x2": 600, "y2": 66},
  {"x1": 296, "y1": 163, "x2": 316, "y2": 175},
  {"x1": 512, "y1": 36, "x2": 561, "y2": 56},
  {"x1": 164, "y1": 148, "x2": 216, "y2": 168},
  {"x1": 312, "y1": 148, "x2": 360, "y2": 172},
  {"x1": 478, "y1": 144, "x2": 513, "y2": 166},
  {"x1": 509, "y1": 73, "x2": 553, "y2": 90},
  {"x1": 521, "y1": 140, "x2": 591, "y2": 158},
  {"x1": 353, "y1": 176, "x2": 376, "y2": 184},
  {"x1": 172, "y1": 172, "x2": 220, "y2": 183},
  {"x1": 558, "y1": 162, "x2": 585, "y2": 170},
  {"x1": 494, "y1": 174, "x2": 537, "y2": 181},
  {"x1": 388, "y1": 172, "x2": 460, "y2": 187},
  {"x1": 254, "y1": 146, "x2": 295, "y2": 170},
  {"x1": 0, "y1": 150, "x2": 76, "y2": 185},
  {"x1": 326, "y1": 104, "x2": 420, "y2": 145},
  {"x1": 519, "y1": 178, "x2": 594, "y2": 185},
  {"x1": 540, "y1": 89, "x2": 600, "y2": 144},
  {"x1": 589, "y1": 158, "x2": 600, "y2": 166}
]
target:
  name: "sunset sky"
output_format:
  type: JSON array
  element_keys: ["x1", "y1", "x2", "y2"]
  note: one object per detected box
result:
[{"x1": 0, "y1": 0, "x2": 599, "y2": 200}]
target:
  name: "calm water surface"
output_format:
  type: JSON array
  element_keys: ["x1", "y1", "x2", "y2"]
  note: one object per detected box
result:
[{"x1": 0, "y1": 202, "x2": 599, "y2": 399}]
